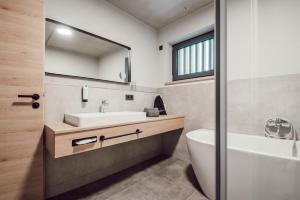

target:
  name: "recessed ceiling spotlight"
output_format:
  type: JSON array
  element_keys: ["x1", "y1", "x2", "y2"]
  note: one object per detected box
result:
[{"x1": 56, "y1": 27, "x2": 72, "y2": 36}]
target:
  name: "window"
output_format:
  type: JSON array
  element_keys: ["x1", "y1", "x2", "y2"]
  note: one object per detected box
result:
[{"x1": 172, "y1": 31, "x2": 214, "y2": 81}]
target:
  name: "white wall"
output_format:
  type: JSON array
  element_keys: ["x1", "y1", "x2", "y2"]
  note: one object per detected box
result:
[
  {"x1": 158, "y1": 3, "x2": 214, "y2": 86},
  {"x1": 227, "y1": 0, "x2": 300, "y2": 80},
  {"x1": 46, "y1": 0, "x2": 300, "y2": 86},
  {"x1": 158, "y1": 0, "x2": 300, "y2": 85},
  {"x1": 45, "y1": 47, "x2": 99, "y2": 78},
  {"x1": 257, "y1": 0, "x2": 300, "y2": 78},
  {"x1": 98, "y1": 49, "x2": 128, "y2": 82},
  {"x1": 46, "y1": 0, "x2": 159, "y2": 88}
]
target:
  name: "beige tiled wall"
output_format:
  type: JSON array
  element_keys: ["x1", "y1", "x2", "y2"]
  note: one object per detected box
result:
[
  {"x1": 45, "y1": 75, "x2": 158, "y2": 123},
  {"x1": 44, "y1": 75, "x2": 163, "y2": 197},
  {"x1": 45, "y1": 73, "x2": 300, "y2": 196},
  {"x1": 159, "y1": 74, "x2": 300, "y2": 161},
  {"x1": 158, "y1": 80, "x2": 215, "y2": 161}
]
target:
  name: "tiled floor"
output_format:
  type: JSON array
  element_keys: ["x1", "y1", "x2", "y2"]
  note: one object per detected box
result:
[{"x1": 49, "y1": 155, "x2": 208, "y2": 200}]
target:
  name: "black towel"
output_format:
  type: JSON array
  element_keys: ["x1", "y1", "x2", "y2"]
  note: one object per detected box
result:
[{"x1": 154, "y1": 95, "x2": 167, "y2": 115}]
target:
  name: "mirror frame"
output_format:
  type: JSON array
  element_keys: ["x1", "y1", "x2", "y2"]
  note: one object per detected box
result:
[{"x1": 45, "y1": 18, "x2": 131, "y2": 84}]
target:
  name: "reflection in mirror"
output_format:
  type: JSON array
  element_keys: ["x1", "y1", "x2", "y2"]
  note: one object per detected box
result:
[{"x1": 45, "y1": 19, "x2": 131, "y2": 83}]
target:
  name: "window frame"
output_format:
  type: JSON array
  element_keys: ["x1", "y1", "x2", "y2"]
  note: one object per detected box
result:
[{"x1": 172, "y1": 31, "x2": 214, "y2": 81}]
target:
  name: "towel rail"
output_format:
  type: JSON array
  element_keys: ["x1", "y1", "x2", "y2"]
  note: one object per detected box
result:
[{"x1": 100, "y1": 129, "x2": 142, "y2": 141}]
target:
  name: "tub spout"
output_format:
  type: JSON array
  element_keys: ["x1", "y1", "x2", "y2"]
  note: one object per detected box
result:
[
  {"x1": 292, "y1": 129, "x2": 298, "y2": 157},
  {"x1": 292, "y1": 142, "x2": 297, "y2": 157}
]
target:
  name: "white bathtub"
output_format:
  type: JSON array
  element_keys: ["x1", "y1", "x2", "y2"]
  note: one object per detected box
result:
[{"x1": 186, "y1": 129, "x2": 300, "y2": 200}]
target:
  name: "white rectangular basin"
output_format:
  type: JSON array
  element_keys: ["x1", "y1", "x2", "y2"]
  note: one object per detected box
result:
[{"x1": 64, "y1": 111, "x2": 147, "y2": 127}]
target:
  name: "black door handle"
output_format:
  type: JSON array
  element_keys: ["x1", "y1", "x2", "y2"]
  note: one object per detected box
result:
[
  {"x1": 18, "y1": 94, "x2": 40, "y2": 100},
  {"x1": 32, "y1": 102, "x2": 40, "y2": 109}
]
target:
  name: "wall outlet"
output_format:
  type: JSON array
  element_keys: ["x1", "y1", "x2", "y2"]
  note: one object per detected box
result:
[{"x1": 125, "y1": 94, "x2": 134, "y2": 101}]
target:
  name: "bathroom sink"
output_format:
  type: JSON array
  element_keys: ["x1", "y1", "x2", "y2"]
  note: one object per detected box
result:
[{"x1": 64, "y1": 111, "x2": 147, "y2": 127}]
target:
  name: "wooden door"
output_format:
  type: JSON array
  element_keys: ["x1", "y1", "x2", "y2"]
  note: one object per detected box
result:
[{"x1": 0, "y1": 0, "x2": 44, "y2": 199}]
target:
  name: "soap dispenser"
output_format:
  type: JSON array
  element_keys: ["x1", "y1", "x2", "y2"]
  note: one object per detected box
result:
[{"x1": 82, "y1": 85, "x2": 88, "y2": 102}]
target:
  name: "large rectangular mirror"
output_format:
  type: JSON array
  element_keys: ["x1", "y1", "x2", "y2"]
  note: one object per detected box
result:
[{"x1": 45, "y1": 19, "x2": 131, "y2": 83}]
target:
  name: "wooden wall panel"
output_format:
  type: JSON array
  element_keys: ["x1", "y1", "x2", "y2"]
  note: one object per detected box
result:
[{"x1": 0, "y1": 0, "x2": 44, "y2": 199}]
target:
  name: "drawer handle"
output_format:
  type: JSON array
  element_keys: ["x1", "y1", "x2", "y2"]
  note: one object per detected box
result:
[
  {"x1": 100, "y1": 129, "x2": 143, "y2": 141},
  {"x1": 72, "y1": 136, "x2": 97, "y2": 146}
]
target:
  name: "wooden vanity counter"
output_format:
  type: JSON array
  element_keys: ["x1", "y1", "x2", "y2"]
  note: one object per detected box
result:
[{"x1": 45, "y1": 115, "x2": 184, "y2": 158}]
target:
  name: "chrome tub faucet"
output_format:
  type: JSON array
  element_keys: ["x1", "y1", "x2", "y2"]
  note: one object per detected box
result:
[{"x1": 265, "y1": 117, "x2": 298, "y2": 157}]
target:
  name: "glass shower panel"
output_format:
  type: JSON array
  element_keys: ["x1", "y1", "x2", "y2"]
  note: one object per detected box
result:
[{"x1": 226, "y1": 0, "x2": 300, "y2": 199}]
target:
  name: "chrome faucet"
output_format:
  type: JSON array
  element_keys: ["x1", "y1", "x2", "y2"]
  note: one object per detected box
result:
[
  {"x1": 265, "y1": 117, "x2": 294, "y2": 139},
  {"x1": 265, "y1": 117, "x2": 298, "y2": 157},
  {"x1": 100, "y1": 100, "x2": 109, "y2": 113}
]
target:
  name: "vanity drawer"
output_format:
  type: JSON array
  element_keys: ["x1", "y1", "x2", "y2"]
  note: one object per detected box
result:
[
  {"x1": 45, "y1": 116, "x2": 184, "y2": 158},
  {"x1": 53, "y1": 130, "x2": 101, "y2": 158},
  {"x1": 138, "y1": 118, "x2": 184, "y2": 138},
  {"x1": 50, "y1": 125, "x2": 141, "y2": 158}
]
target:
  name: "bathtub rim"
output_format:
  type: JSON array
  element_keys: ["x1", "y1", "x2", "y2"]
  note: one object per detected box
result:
[{"x1": 186, "y1": 129, "x2": 300, "y2": 161}]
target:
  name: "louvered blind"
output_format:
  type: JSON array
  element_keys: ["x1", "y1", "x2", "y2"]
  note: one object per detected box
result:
[{"x1": 173, "y1": 31, "x2": 214, "y2": 81}]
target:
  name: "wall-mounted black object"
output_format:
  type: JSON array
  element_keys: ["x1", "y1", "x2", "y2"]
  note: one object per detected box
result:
[
  {"x1": 154, "y1": 95, "x2": 167, "y2": 115},
  {"x1": 125, "y1": 94, "x2": 134, "y2": 101},
  {"x1": 100, "y1": 129, "x2": 142, "y2": 141},
  {"x1": 72, "y1": 136, "x2": 97, "y2": 146},
  {"x1": 159, "y1": 45, "x2": 163, "y2": 51}
]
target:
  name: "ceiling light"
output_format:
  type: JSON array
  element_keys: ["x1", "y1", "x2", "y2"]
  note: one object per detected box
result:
[{"x1": 56, "y1": 27, "x2": 72, "y2": 36}]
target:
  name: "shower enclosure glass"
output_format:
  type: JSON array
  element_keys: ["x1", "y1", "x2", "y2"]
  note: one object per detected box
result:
[{"x1": 225, "y1": 0, "x2": 300, "y2": 199}]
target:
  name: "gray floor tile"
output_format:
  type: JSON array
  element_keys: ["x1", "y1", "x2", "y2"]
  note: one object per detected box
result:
[
  {"x1": 48, "y1": 155, "x2": 206, "y2": 200},
  {"x1": 106, "y1": 175, "x2": 194, "y2": 200},
  {"x1": 154, "y1": 159, "x2": 203, "y2": 192},
  {"x1": 186, "y1": 191, "x2": 208, "y2": 200}
]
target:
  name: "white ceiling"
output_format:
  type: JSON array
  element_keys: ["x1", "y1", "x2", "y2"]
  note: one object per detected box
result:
[{"x1": 107, "y1": 0, "x2": 213, "y2": 29}]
